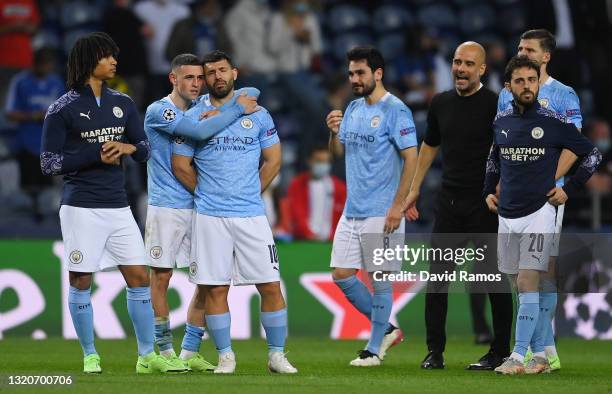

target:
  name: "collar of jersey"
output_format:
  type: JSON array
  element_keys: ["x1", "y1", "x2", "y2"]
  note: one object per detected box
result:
[{"x1": 510, "y1": 99, "x2": 541, "y2": 116}]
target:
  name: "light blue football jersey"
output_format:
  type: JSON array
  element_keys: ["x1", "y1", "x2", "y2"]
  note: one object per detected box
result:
[
  {"x1": 173, "y1": 94, "x2": 279, "y2": 217},
  {"x1": 339, "y1": 92, "x2": 418, "y2": 218},
  {"x1": 144, "y1": 88, "x2": 258, "y2": 209},
  {"x1": 497, "y1": 76, "x2": 582, "y2": 186},
  {"x1": 145, "y1": 96, "x2": 196, "y2": 209}
]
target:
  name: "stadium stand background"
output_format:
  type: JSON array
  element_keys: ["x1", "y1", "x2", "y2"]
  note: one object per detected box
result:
[{"x1": 1, "y1": 0, "x2": 610, "y2": 238}]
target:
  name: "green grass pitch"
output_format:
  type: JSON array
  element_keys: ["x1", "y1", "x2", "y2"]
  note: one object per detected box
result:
[{"x1": 0, "y1": 337, "x2": 610, "y2": 394}]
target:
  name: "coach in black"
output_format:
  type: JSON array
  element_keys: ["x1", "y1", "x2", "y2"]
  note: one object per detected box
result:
[{"x1": 403, "y1": 42, "x2": 513, "y2": 370}]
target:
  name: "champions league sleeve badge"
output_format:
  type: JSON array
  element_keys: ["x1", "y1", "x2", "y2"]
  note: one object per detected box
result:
[{"x1": 162, "y1": 108, "x2": 177, "y2": 122}]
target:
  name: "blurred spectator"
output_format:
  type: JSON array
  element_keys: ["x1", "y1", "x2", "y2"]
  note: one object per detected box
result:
[
  {"x1": 166, "y1": 0, "x2": 230, "y2": 62},
  {"x1": 525, "y1": 0, "x2": 581, "y2": 88},
  {"x1": 269, "y1": 0, "x2": 327, "y2": 161},
  {"x1": 0, "y1": 0, "x2": 40, "y2": 125},
  {"x1": 5, "y1": 47, "x2": 63, "y2": 193},
  {"x1": 224, "y1": 0, "x2": 276, "y2": 77},
  {"x1": 103, "y1": 0, "x2": 150, "y2": 110},
  {"x1": 483, "y1": 41, "x2": 507, "y2": 93},
  {"x1": 269, "y1": 0, "x2": 322, "y2": 74},
  {"x1": 584, "y1": 119, "x2": 611, "y2": 195},
  {"x1": 395, "y1": 26, "x2": 437, "y2": 110},
  {"x1": 280, "y1": 145, "x2": 346, "y2": 241},
  {"x1": 134, "y1": 0, "x2": 189, "y2": 102},
  {"x1": 0, "y1": 0, "x2": 39, "y2": 69}
]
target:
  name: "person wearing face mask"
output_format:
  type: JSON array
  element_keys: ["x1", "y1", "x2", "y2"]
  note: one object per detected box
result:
[{"x1": 283, "y1": 145, "x2": 346, "y2": 241}]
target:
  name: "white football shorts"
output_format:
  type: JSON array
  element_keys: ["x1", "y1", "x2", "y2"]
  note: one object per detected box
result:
[
  {"x1": 60, "y1": 205, "x2": 146, "y2": 272},
  {"x1": 189, "y1": 214, "x2": 280, "y2": 286}
]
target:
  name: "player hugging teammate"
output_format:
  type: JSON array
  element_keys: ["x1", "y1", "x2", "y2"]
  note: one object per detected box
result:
[{"x1": 44, "y1": 28, "x2": 601, "y2": 377}]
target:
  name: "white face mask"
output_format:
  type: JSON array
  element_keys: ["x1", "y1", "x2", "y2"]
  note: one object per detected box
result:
[{"x1": 311, "y1": 162, "x2": 331, "y2": 179}]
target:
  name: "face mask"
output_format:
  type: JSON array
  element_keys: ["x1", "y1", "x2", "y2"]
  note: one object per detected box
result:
[
  {"x1": 595, "y1": 139, "x2": 610, "y2": 153},
  {"x1": 311, "y1": 162, "x2": 331, "y2": 179}
]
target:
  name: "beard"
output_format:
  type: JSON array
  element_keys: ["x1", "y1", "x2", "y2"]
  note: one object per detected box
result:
[
  {"x1": 208, "y1": 77, "x2": 235, "y2": 99},
  {"x1": 352, "y1": 79, "x2": 376, "y2": 97},
  {"x1": 513, "y1": 89, "x2": 537, "y2": 107}
]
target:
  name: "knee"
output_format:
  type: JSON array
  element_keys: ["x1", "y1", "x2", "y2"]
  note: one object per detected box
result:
[
  {"x1": 127, "y1": 269, "x2": 150, "y2": 288},
  {"x1": 69, "y1": 272, "x2": 92, "y2": 290},
  {"x1": 151, "y1": 268, "x2": 172, "y2": 288},
  {"x1": 256, "y1": 282, "x2": 282, "y2": 299},
  {"x1": 332, "y1": 268, "x2": 356, "y2": 281},
  {"x1": 205, "y1": 285, "x2": 229, "y2": 301}
]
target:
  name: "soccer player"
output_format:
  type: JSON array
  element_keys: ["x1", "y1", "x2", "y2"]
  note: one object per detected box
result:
[
  {"x1": 326, "y1": 47, "x2": 418, "y2": 366},
  {"x1": 497, "y1": 29, "x2": 582, "y2": 371},
  {"x1": 402, "y1": 42, "x2": 513, "y2": 370},
  {"x1": 40, "y1": 32, "x2": 180, "y2": 374},
  {"x1": 484, "y1": 56, "x2": 601, "y2": 375},
  {"x1": 144, "y1": 53, "x2": 260, "y2": 371},
  {"x1": 173, "y1": 50, "x2": 297, "y2": 374}
]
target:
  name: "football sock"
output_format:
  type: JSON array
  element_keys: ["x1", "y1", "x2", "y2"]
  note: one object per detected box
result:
[
  {"x1": 126, "y1": 287, "x2": 155, "y2": 356},
  {"x1": 154, "y1": 316, "x2": 174, "y2": 356},
  {"x1": 261, "y1": 308, "x2": 287, "y2": 353},
  {"x1": 68, "y1": 287, "x2": 97, "y2": 356},
  {"x1": 181, "y1": 323, "x2": 204, "y2": 356},
  {"x1": 206, "y1": 312, "x2": 232, "y2": 354},
  {"x1": 513, "y1": 292, "x2": 539, "y2": 357},
  {"x1": 366, "y1": 280, "x2": 393, "y2": 356},
  {"x1": 334, "y1": 275, "x2": 373, "y2": 317}
]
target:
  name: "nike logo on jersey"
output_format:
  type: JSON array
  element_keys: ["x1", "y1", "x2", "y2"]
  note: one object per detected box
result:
[
  {"x1": 501, "y1": 129, "x2": 509, "y2": 138},
  {"x1": 80, "y1": 111, "x2": 91, "y2": 120}
]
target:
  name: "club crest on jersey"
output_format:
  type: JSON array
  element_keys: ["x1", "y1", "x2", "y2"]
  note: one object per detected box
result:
[
  {"x1": 162, "y1": 108, "x2": 176, "y2": 122},
  {"x1": 538, "y1": 98, "x2": 549, "y2": 108},
  {"x1": 69, "y1": 250, "x2": 83, "y2": 264},
  {"x1": 189, "y1": 262, "x2": 198, "y2": 277},
  {"x1": 113, "y1": 106, "x2": 123, "y2": 118},
  {"x1": 241, "y1": 118, "x2": 253, "y2": 129},
  {"x1": 531, "y1": 127, "x2": 544, "y2": 139},
  {"x1": 150, "y1": 246, "x2": 162, "y2": 259},
  {"x1": 370, "y1": 116, "x2": 381, "y2": 128}
]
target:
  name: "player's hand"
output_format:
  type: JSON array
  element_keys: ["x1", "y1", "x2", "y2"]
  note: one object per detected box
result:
[
  {"x1": 384, "y1": 202, "x2": 403, "y2": 234},
  {"x1": 199, "y1": 109, "x2": 220, "y2": 120},
  {"x1": 100, "y1": 150, "x2": 120, "y2": 165},
  {"x1": 547, "y1": 187, "x2": 568, "y2": 206},
  {"x1": 102, "y1": 141, "x2": 136, "y2": 161},
  {"x1": 236, "y1": 92, "x2": 259, "y2": 114},
  {"x1": 326, "y1": 110, "x2": 343, "y2": 135},
  {"x1": 485, "y1": 194, "x2": 499, "y2": 214},
  {"x1": 402, "y1": 190, "x2": 420, "y2": 221}
]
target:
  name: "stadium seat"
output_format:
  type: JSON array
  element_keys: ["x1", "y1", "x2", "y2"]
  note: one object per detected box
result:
[
  {"x1": 63, "y1": 28, "x2": 96, "y2": 55},
  {"x1": 0, "y1": 159, "x2": 19, "y2": 196},
  {"x1": 377, "y1": 33, "x2": 405, "y2": 62},
  {"x1": 0, "y1": 190, "x2": 34, "y2": 217},
  {"x1": 372, "y1": 5, "x2": 413, "y2": 34},
  {"x1": 459, "y1": 3, "x2": 496, "y2": 35},
  {"x1": 332, "y1": 33, "x2": 375, "y2": 61},
  {"x1": 327, "y1": 5, "x2": 370, "y2": 34},
  {"x1": 498, "y1": 6, "x2": 527, "y2": 35},
  {"x1": 60, "y1": 1, "x2": 100, "y2": 30},
  {"x1": 417, "y1": 4, "x2": 457, "y2": 29},
  {"x1": 37, "y1": 188, "x2": 62, "y2": 219},
  {"x1": 32, "y1": 28, "x2": 61, "y2": 49}
]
